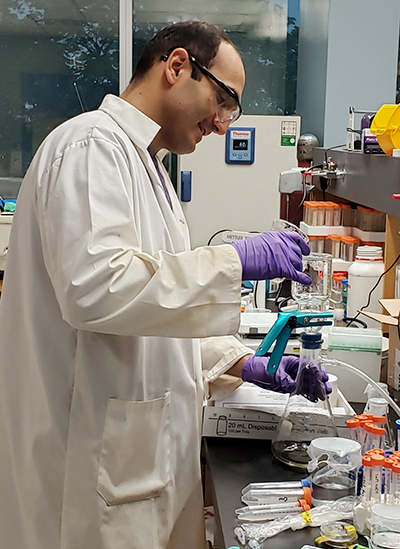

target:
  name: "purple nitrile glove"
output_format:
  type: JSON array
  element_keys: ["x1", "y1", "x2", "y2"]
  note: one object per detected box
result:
[
  {"x1": 241, "y1": 355, "x2": 332, "y2": 403},
  {"x1": 231, "y1": 231, "x2": 311, "y2": 285},
  {"x1": 291, "y1": 359, "x2": 332, "y2": 403}
]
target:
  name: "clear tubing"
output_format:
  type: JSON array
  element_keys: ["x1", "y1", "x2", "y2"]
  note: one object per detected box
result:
[
  {"x1": 322, "y1": 359, "x2": 400, "y2": 419},
  {"x1": 396, "y1": 419, "x2": 400, "y2": 451}
]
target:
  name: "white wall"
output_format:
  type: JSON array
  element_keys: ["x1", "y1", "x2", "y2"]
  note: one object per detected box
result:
[
  {"x1": 296, "y1": 0, "x2": 330, "y2": 143},
  {"x1": 178, "y1": 115, "x2": 300, "y2": 249},
  {"x1": 297, "y1": 0, "x2": 400, "y2": 148}
]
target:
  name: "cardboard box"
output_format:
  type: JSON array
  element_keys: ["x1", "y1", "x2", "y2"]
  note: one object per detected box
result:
[
  {"x1": 361, "y1": 299, "x2": 400, "y2": 391},
  {"x1": 202, "y1": 386, "x2": 355, "y2": 440}
]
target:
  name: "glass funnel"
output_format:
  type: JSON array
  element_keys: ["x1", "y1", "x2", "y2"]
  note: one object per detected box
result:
[
  {"x1": 271, "y1": 332, "x2": 338, "y2": 470},
  {"x1": 270, "y1": 218, "x2": 309, "y2": 243},
  {"x1": 270, "y1": 219, "x2": 309, "y2": 284},
  {"x1": 292, "y1": 252, "x2": 332, "y2": 313}
]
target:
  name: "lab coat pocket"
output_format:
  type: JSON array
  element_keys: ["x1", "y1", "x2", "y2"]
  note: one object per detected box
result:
[{"x1": 97, "y1": 392, "x2": 171, "y2": 506}]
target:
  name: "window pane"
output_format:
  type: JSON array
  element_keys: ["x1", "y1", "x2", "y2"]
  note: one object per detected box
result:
[
  {"x1": 0, "y1": 0, "x2": 119, "y2": 192},
  {"x1": 132, "y1": 0, "x2": 299, "y2": 116}
]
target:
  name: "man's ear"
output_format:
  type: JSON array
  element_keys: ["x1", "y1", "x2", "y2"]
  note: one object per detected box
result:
[{"x1": 163, "y1": 48, "x2": 190, "y2": 84}]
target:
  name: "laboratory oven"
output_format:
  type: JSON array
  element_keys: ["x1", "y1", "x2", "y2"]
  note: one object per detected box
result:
[{"x1": 178, "y1": 114, "x2": 300, "y2": 249}]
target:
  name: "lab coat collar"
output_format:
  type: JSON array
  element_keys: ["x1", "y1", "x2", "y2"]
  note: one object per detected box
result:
[{"x1": 98, "y1": 94, "x2": 161, "y2": 153}]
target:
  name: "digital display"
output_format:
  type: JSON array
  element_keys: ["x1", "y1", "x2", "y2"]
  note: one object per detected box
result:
[
  {"x1": 232, "y1": 139, "x2": 248, "y2": 151},
  {"x1": 225, "y1": 127, "x2": 255, "y2": 164}
]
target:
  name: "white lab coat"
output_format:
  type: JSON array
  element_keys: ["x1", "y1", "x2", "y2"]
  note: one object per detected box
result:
[{"x1": 0, "y1": 95, "x2": 252, "y2": 549}]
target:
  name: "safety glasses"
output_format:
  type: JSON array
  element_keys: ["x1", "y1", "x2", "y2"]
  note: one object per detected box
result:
[{"x1": 161, "y1": 53, "x2": 243, "y2": 125}]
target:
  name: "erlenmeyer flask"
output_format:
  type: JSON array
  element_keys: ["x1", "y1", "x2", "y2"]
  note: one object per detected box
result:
[{"x1": 272, "y1": 332, "x2": 338, "y2": 470}]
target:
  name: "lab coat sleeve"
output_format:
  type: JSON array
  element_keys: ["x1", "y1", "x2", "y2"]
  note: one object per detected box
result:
[
  {"x1": 200, "y1": 335, "x2": 254, "y2": 401},
  {"x1": 35, "y1": 134, "x2": 242, "y2": 338}
]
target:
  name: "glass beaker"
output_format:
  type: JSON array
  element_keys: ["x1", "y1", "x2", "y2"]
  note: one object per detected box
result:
[
  {"x1": 292, "y1": 252, "x2": 332, "y2": 313},
  {"x1": 271, "y1": 332, "x2": 338, "y2": 470},
  {"x1": 370, "y1": 504, "x2": 400, "y2": 549},
  {"x1": 307, "y1": 437, "x2": 362, "y2": 506}
]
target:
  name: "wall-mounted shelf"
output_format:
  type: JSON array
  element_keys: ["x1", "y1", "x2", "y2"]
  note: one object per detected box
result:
[
  {"x1": 313, "y1": 148, "x2": 400, "y2": 218},
  {"x1": 299, "y1": 222, "x2": 385, "y2": 242}
]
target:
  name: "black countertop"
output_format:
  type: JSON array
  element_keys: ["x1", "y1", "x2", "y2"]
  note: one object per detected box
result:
[{"x1": 204, "y1": 437, "x2": 321, "y2": 549}]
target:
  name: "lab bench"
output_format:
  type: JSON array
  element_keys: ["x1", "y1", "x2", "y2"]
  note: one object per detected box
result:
[
  {"x1": 204, "y1": 437, "x2": 318, "y2": 549},
  {"x1": 204, "y1": 437, "x2": 367, "y2": 549}
]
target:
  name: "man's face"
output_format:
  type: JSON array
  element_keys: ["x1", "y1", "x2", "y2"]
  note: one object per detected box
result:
[{"x1": 162, "y1": 41, "x2": 245, "y2": 154}]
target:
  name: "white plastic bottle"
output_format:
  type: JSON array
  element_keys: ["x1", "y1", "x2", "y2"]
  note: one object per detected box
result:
[{"x1": 347, "y1": 246, "x2": 384, "y2": 327}]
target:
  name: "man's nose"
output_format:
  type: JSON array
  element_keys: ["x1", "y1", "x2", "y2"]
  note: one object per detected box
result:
[{"x1": 212, "y1": 113, "x2": 230, "y2": 135}]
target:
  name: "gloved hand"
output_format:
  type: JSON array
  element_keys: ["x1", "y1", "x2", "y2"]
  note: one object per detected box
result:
[
  {"x1": 241, "y1": 354, "x2": 332, "y2": 403},
  {"x1": 231, "y1": 231, "x2": 311, "y2": 284},
  {"x1": 292, "y1": 358, "x2": 332, "y2": 403}
]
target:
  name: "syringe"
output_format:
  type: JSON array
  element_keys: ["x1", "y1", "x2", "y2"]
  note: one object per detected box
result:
[
  {"x1": 235, "y1": 499, "x2": 310, "y2": 522},
  {"x1": 241, "y1": 479, "x2": 310, "y2": 494},
  {"x1": 241, "y1": 486, "x2": 311, "y2": 506}
]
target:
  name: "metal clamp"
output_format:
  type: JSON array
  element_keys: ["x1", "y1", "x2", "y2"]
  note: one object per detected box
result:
[{"x1": 254, "y1": 310, "x2": 333, "y2": 374}]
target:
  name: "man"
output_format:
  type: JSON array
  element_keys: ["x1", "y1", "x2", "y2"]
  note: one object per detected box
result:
[{"x1": 0, "y1": 21, "x2": 321, "y2": 549}]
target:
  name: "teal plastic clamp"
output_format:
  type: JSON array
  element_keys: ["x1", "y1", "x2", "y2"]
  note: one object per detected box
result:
[{"x1": 254, "y1": 310, "x2": 333, "y2": 375}]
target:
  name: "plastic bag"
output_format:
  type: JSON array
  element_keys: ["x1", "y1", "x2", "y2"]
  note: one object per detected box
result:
[{"x1": 234, "y1": 496, "x2": 359, "y2": 545}]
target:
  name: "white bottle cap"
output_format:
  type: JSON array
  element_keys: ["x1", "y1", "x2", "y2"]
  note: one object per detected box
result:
[{"x1": 355, "y1": 245, "x2": 383, "y2": 260}]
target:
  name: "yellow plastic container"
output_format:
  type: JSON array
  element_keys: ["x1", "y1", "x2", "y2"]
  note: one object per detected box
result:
[
  {"x1": 370, "y1": 104, "x2": 400, "y2": 155},
  {"x1": 390, "y1": 111, "x2": 400, "y2": 151}
]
